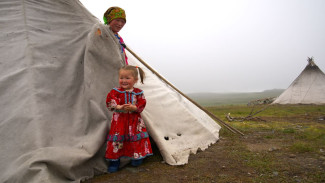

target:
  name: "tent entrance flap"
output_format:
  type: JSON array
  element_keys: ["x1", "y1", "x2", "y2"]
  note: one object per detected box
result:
[{"x1": 0, "y1": 0, "x2": 221, "y2": 182}]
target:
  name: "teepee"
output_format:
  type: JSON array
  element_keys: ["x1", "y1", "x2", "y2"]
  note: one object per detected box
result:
[
  {"x1": 0, "y1": 0, "x2": 221, "y2": 182},
  {"x1": 272, "y1": 57, "x2": 325, "y2": 105}
]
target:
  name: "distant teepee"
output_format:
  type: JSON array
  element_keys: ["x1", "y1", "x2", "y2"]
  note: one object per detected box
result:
[{"x1": 273, "y1": 57, "x2": 325, "y2": 104}]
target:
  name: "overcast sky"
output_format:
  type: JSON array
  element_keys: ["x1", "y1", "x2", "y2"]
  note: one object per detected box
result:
[{"x1": 80, "y1": 0, "x2": 325, "y2": 93}]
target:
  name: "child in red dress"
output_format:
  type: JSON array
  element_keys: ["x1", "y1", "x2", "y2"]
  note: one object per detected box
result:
[{"x1": 105, "y1": 65, "x2": 153, "y2": 173}]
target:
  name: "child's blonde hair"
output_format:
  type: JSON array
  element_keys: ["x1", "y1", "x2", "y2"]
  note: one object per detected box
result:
[{"x1": 119, "y1": 65, "x2": 145, "y2": 84}]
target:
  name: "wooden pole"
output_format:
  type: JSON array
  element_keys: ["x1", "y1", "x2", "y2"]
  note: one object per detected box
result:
[{"x1": 126, "y1": 47, "x2": 244, "y2": 136}]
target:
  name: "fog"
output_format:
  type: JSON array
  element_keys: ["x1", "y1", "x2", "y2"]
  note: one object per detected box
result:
[{"x1": 80, "y1": 0, "x2": 325, "y2": 93}]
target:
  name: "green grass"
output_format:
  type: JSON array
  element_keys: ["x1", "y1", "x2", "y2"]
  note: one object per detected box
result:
[
  {"x1": 289, "y1": 141, "x2": 313, "y2": 153},
  {"x1": 207, "y1": 104, "x2": 325, "y2": 118},
  {"x1": 212, "y1": 105, "x2": 325, "y2": 149},
  {"x1": 210, "y1": 104, "x2": 325, "y2": 182}
]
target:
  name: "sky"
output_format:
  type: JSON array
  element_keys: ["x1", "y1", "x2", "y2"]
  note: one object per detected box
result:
[{"x1": 80, "y1": 0, "x2": 325, "y2": 93}]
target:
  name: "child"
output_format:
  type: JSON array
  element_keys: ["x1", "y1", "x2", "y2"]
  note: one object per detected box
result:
[{"x1": 105, "y1": 65, "x2": 153, "y2": 173}]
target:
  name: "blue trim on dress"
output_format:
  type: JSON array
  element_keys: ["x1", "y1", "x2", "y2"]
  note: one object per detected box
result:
[
  {"x1": 113, "y1": 88, "x2": 144, "y2": 104},
  {"x1": 106, "y1": 153, "x2": 154, "y2": 161},
  {"x1": 114, "y1": 34, "x2": 124, "y2": 54},
  {"x1": 107, "y1": 132, "x2": 149, "y2": 142}
]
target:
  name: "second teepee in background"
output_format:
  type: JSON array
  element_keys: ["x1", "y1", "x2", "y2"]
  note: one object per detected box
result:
[{"x1": 273, "y1": 57, "x2": 325, "y2": 105}]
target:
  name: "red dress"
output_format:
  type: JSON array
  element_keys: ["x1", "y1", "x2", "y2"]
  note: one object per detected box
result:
[{"x1": 105, "y1": 87, "x2": 153, "y2": 160}]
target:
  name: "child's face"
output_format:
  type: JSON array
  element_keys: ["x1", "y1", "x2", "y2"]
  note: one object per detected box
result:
[
  {"x1": 109, "y1": 18, "x2": 126, "y2": 33},
  {"x1": 119, "y1": 69, "x2": 138, "y2": 90}
]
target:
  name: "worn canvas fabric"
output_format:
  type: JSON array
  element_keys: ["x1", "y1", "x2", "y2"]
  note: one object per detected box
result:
[
  {"x1": 127, "y1": 52, "x2": 221, "y2": 165},
  {"x1": 0, "y1": 0, "x2": 220, "y2": 182}
]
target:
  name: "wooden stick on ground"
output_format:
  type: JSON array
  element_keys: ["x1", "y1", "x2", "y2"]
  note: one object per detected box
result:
[
  {"x1": 226, "y1": 105, "x2": 269, "y2": 122},
  {"x1": 126, "y1": 47, "x2": 244, "y2": 136}
]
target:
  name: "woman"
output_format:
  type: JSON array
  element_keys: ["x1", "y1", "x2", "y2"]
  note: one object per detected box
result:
[{"x1": 103, "y1": 7, "x2": 128, "y2": 64}]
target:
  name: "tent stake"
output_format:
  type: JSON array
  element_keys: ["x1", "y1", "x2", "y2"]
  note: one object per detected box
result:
[{"x1": 126, "y1": 47, "x2": 244, "y2": 136}]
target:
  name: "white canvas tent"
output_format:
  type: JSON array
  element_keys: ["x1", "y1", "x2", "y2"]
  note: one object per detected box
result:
[
  {"x1": 273, "y1": 58, "x2": 325, "y2": 105},
  {"x1": 0, "y1": 0, "x2": 221, "y2": 182}
]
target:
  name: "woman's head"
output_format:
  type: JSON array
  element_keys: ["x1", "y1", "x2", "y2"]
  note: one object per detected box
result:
[
  {"x1": 104, "y1": 7, "x2": 126, "y2": 33},
  {"x1": 119, "y1": 66, "x2": 145, "y2": 90}
]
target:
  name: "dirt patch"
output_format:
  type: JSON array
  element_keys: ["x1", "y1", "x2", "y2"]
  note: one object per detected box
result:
[{"x1": 84, "y1": 116, "x2": 325, "y2": 183}]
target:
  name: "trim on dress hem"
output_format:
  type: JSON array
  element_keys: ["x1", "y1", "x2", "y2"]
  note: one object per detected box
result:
[
  {"x1": 107, "y1": 132, "x2": 149, "y2": 142},
  {"x1": 106, "y1": 153, "x2": 153, "y2": 161}
]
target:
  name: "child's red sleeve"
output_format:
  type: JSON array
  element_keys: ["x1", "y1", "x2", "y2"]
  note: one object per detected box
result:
[
  {"x1": 106, "y1": 90, "x2": 118, "y2": 111},
  {"x1": 135, "y1": 93, "x2": 146, "y2": 113}
]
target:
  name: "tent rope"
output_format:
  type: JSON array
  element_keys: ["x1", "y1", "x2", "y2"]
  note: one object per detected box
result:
[{"x1": 126, "y1": 47, "x2": 244, "y2": 136}]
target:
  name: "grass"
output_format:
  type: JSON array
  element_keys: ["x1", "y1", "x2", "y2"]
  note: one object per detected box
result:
[
  {"x1": 289, "y1": 142, "x2": 313, "y2": 153},
  {"x1": 213, "y1": 104, "x2": 325, "y2": 149},
  {"x1": 88, "y1": 104, "x2": 325, "y2": 183},
  {"x1": 207, "y1": 104, "x2": 325, "y2": 118},
  {"x1": 209, "y1": 104, "x2": 325, "y2": 182}
]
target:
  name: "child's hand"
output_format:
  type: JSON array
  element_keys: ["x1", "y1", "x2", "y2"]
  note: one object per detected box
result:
[
  {"x1": 115, "y1": 105, "x2": 123, "y2": 110},
  {"x1": 122, "y1": 103, "x2": 137, "y2": 112}
]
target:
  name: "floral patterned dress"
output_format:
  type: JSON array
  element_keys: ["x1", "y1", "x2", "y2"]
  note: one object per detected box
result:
[{"x1": 105, "y1": 87, "x2": 153, "y2": 160}]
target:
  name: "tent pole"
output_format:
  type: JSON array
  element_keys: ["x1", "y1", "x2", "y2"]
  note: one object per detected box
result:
[{"x1": 126, "y1": 47, "x2": 244, "y2": 136}]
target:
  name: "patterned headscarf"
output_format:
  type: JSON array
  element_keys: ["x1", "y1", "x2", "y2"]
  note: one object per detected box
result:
[{"x1": 103, "y1": 7, "x2": 126, "y2": 25}]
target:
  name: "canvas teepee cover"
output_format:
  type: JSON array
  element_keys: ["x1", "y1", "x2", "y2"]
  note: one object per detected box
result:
[
  {"x1": 273, "y1": 58, "x2": 325, "y2": 104},
  {"x1": 0, "y1": 0, "x2": 220, "y2": 182}
]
